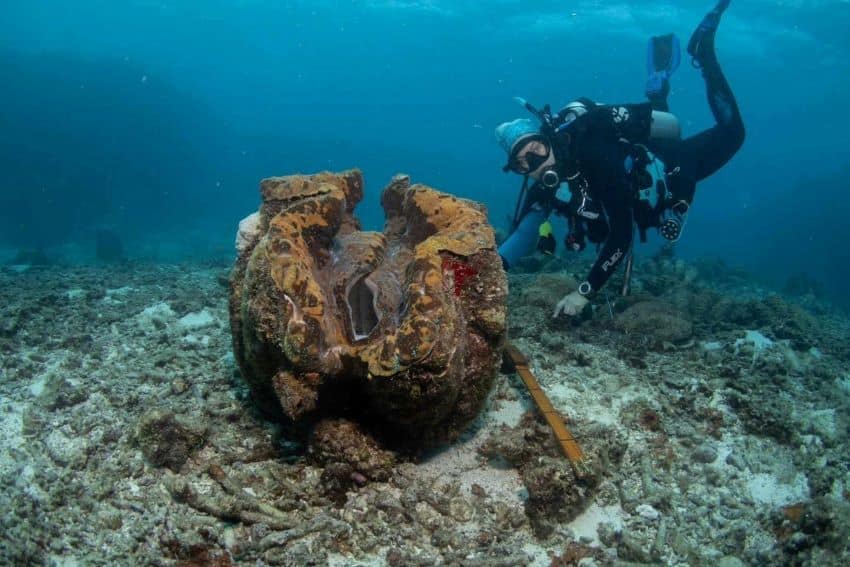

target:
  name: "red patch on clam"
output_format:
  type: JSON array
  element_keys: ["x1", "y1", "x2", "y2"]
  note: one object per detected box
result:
[{"x1": 442, "y1": 257, "x2": 478, "y2": 297}]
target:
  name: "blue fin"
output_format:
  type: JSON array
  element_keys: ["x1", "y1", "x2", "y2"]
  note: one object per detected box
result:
[
  {"x1": 647, "y1": 33, "x2": 681, "y2": 78},
  {"x1": 646, "y1": 34, "x2": 680, "y2": 104}
]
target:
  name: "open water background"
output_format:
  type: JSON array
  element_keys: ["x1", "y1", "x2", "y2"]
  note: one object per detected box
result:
[{"x1": 1, "y1": 1, "x2": 848, "y2": 302}]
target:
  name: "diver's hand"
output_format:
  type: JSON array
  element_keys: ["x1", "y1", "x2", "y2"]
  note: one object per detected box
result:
[{"x1": 553, "y1": 291, "x2": 589, "y2": 318}]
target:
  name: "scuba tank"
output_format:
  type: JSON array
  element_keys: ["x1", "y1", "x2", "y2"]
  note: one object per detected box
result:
[
  {"x1": 650, "y1": 110, "x2": 681, "y2": 141},
  {"x1": 515, "y1": 96, "x2": 682, "y2": 145}
]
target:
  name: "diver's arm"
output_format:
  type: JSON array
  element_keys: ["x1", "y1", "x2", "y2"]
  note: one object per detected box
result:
[
  {"x1": 585, "y1": 186, "x2": 633, "y2": 292},
  {"x1": 553, "y1": 175, "x2": 633, "y2": 318}
]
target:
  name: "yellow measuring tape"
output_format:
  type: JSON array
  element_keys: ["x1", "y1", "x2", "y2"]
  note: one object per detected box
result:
[{"x1": 504, "y1": 342, "x2": 591, "y2": 477}]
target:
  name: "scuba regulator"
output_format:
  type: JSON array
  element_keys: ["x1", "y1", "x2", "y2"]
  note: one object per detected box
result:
[
  {"x1": 540, "y1": 168, "x2": 560, "y2": 190},
  {"x1": 512, "y1": 97, "x2": 574, "y2": 189}
]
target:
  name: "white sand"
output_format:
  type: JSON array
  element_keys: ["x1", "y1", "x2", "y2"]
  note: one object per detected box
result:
[
  {"x1": 746, "y1": 472, "x2": 810, "y2": 507},
  {"x1": 0, "y1": 401, "x2": 24, "y2": 479},
  {"x1": 178, "y1": 309, "x2": 217, "y2": 330}
]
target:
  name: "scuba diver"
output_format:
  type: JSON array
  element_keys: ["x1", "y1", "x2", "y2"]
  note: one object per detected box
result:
[{"x1": 495, "y1": 0, "x2": 744, "y2": 318}]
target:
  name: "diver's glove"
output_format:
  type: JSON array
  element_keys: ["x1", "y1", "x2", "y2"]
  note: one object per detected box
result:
[
  {"x1": 660, "y1": 200, "x2": 689, "y2": 242},
  {"x1": 565, "y1": 232, "x2": 586, "y2": 252},
  {"x1": 553, "y1": 285, "x2": 592, "y2": 318}
]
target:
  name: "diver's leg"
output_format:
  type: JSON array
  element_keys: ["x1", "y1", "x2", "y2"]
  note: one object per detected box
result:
[
  {"x1": 498, "y1": 207, "x2": 549, "y2": 269},
  {"x1": 678, "y1": 0, "x2": 744, "y2": 183},
  {"x1": 646, "y1": 85, "x2": 669, "y2": 113},
  {"x1": 687, "y1": 0, "x2": 731, "y2": 68},
  {"x1": 652, "y1": 0, "x2": 743, "y2": 242}
]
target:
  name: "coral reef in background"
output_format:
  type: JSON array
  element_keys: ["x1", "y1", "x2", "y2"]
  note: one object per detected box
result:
[
  {"x1": 94, "y1": 229, "x2": 125, "y2": 263},
  {"x1": 8, "y1": 248, "x2": 52, "y2": 266},
  {"x1": 229, "y1": 170, "x2": 507, "y2": 457}
]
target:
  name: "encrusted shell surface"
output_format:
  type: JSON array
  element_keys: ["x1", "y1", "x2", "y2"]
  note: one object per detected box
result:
[{"x1": 229, "y1": 170, "x2": 507, "y2": 448}]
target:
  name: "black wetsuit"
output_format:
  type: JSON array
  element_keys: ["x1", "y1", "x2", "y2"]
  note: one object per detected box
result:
[
  {"x1": 650, "y1": 31, "x2": 745, "y2": 207},
  {"x1": 557, "y1": 104, "x2": 655, "y2": 291},
  {"x1": 504, "y1": 37, "x2": 744, "y2": 294}
]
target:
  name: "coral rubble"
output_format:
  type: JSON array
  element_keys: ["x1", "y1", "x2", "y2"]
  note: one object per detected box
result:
[{"x1": 2, "y1": 204, "x2": 850, "y2": 566}]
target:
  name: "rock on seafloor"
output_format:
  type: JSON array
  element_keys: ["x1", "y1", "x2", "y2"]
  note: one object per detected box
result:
[{"x1": 229, "y1": 170, "x2": 508, "y2": 454}]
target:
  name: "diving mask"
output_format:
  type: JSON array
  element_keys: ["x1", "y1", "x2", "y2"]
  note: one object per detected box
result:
[{"x1": 507, "y1": 138, "x2": 550, "y2": 175}]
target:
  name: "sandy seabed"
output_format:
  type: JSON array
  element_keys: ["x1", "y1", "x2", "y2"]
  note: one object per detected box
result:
[{"x1": 1, "y1": 257, "x2": 848, "y2": 566}]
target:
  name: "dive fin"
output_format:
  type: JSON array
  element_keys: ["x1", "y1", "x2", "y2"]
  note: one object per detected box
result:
[
  {"x1": 688, "y1": 0, "x2": 731, "y2": 67},
  {"x1": 645, "y1": 33, "x2": 680, "y2": 109},
  {"x1": 647, "y1": 33, "x2": 681, "y2": 77}
]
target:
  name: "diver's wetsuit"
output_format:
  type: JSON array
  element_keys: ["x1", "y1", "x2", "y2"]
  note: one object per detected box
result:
[
  {"x1": 498, "y1": 13, "x2": 744, "y2": 295},
  {"x1": 650, "y1": 24, "x2": 745, "y2": 207},
  {"x1": 500, "y1": 102, "x2": 656, "y2": 290},
  {"x1": 559, "y1": 105, "x2": 654, "y2": 292}
]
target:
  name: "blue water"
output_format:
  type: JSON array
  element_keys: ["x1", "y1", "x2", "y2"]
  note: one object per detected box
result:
[{"x1": 1, "y1": 1, "x2": 849, "y2": 300}]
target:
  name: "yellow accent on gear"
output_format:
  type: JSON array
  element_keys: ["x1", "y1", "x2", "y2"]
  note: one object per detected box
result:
[{"x1": 538, "y1": 220, "x2": 553, "y2": 238}]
